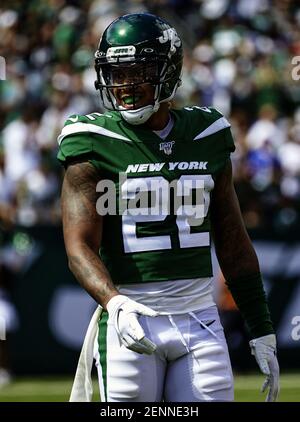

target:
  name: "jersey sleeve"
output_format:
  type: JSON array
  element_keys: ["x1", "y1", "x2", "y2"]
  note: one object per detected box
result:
[
  {"x1": 186, "y1": 106, "x2": 236, "y2": 155},
  {"x1": 202, "y1": 107, "x2": 236, "y2": 167},
  {"x1": 57, "y1": 115, "x2": 94, "y2": 166},
  {"x1": 206, "y1": 107, "x2": 235, "y2": 155},
  {"x1": 223, "y1": 125, "x2": 235, "y2": 154},
  {"x1": 184, "y1": 106, "x2": 236, "y2": 177}
]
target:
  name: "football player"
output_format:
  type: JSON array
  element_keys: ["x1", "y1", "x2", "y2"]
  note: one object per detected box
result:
[{"x1": 58, "y1": 13, "x2": 279, "y2": 402}]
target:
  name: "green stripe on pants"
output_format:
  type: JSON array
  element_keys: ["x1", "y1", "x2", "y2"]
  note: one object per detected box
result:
[{"x1": 98, "y1": 311, "x2": 108, "y2": 401}]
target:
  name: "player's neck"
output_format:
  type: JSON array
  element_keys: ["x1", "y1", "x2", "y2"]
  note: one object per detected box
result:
[{"x1": 143, "y1": 103, "x2": 170, "y2": 131}]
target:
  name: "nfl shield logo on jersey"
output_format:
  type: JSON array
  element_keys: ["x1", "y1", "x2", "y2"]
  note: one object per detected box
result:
[{"x1": 159, "y1": 141, "x2": 175, "y2": 155}]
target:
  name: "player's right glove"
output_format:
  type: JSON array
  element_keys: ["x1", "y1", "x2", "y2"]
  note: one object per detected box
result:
[
  {"x1": 249, "y1": 334, "x2": 280, "y2": 402},
  {"x1": 106, "y1": 295, "x2": 158, "y2": 355}
]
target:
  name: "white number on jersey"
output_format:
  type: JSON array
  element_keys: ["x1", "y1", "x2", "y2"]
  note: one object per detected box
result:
[{"x1": 121, "y1": 175, "x2": 214, "y2": 253}]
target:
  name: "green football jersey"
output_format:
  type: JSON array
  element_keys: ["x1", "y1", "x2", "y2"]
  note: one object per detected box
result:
[{"x1": 57, "y1": 106, "x2": 235, "y2": 285}]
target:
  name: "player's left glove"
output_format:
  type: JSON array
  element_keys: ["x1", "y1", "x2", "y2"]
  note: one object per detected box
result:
[{"x1": 249, "y1": 334, "x2": 280, "y2": 402}]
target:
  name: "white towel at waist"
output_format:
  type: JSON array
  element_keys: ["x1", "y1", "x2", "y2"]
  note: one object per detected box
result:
[{"x1": 69, "y1": 306, "x2": 102, "y2": 402}]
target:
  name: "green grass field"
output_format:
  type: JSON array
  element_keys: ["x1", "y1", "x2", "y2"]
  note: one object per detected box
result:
[{"x1": 0, "y1": 373, "x2": 299, "y2": 402}]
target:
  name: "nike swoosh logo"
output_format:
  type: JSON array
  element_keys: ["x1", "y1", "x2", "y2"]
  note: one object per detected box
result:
[{"x1": 200, "y1": 319, "x2": 215, "y2": 328}]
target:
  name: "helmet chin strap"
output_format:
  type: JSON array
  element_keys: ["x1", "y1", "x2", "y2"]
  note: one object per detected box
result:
[{"x1": 120, "y1": 102, "x2": 160, "y2": 125}]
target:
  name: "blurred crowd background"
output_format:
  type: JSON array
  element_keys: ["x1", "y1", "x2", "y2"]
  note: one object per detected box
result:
[{"x1": 0, "y1": 0, "x2": 300, "y2": 382}]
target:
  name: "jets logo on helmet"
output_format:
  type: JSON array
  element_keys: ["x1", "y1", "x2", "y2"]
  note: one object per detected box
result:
[{"x1": 159, "y1": 28, "x2": 182, "y2": 56}]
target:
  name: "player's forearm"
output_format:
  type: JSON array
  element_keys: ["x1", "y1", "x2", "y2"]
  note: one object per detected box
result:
[
  {"x1": 67, "y1": 242, "x2": 119, "y2": 309},
  {"x1": 226, "y1": 273, "x2": 274, "y2": 338},
  {"x1": 215, "y1": 237, "x2": 273, "y2": 338}
]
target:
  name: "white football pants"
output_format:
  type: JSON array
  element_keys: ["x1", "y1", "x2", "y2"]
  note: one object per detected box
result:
[{"x1": 94, "y1": 305, "x2": 234, "y2": 402}]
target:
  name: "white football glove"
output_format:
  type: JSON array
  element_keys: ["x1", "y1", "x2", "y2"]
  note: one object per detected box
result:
[
  {"x1": 106, "y1": 295, "x2": 158, "y2": 355},
  {"x1": 249, "y1": 334, "x2": 280, "y2": 402}
]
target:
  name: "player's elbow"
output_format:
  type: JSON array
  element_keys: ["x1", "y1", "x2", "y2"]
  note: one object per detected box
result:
[
  {"x1": 65, "y1": 239, "x2": 99, "y2": 274},
  {"x1": 67, "y1": 252, "x2": 81, "y2": 275},
  {"x1": 64, "y1": 239, "x2": 85, "y2": 273}
]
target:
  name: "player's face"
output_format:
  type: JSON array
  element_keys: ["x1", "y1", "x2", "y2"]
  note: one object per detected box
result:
[{"x1": 110, "y1": 63, "x2": 158, "y2": 110}]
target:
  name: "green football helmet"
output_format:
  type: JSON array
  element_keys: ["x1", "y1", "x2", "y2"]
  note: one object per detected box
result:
[{"x1": 94, "y1": 13, "x2": 183, "y2": 125}]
